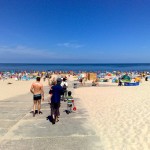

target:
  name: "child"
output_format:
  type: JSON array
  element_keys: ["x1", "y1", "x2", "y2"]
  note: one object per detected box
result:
[{"x1": 66, "y1": 91, "x2": 74, "y2": 114}]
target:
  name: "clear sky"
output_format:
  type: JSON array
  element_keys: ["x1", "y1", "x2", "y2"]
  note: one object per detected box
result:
[{"x1": 0, "y1": 0, "x2": 150, "y2": 63}]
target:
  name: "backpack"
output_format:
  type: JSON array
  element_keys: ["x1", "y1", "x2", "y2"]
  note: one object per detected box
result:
[{"x1": 63, "y1": 83, "x2": 67, "y2": 91}]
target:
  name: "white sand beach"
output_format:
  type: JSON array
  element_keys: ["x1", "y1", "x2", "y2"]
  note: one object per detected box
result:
[
  {"x1": 0, "y1": 78, "x2": 48, "y2": 101},
  {"x1": 74, "y1": 79, "x2": 150, "y2": 150}
]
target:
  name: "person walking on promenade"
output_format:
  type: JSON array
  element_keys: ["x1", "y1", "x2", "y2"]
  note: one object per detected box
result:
[
  {"x1": 48, "y1": 79, "x2": 56, "y2": 104},
  {"x1": 30, "y1": 76, "x2": 44, "y2": 117},
  {"x1": 61, "y1": 78, "x2": 68, "y2": 100},
  {"x1": 65, "y1": 91, "x2": 75, "y2": 114},
  {"x1": 49, "y1": 78, "x2": 63, "y2": 124}
]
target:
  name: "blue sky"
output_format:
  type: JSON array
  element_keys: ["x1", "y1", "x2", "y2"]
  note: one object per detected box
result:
[{"x1": 0, "y1": 0, "x2": 150, "y2": 63}]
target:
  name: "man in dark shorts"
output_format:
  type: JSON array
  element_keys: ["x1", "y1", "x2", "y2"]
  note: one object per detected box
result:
[
  {"x1": 30, "y1": 76, "x2": 44, "y2": 117},
  {"x1": 49, "y1": 78, "x2": 63, "y2": 124}
]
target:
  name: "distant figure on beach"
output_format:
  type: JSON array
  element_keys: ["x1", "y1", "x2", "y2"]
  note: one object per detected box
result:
[
  {"x1": 79, "y1": 78, "x2": 83, "y2": 86},
  {"x1": 81, "y1": 73, "x2": 85, "y2": 85},
  {"x1": 48, "y1": 77, "x2": 51, "y2": 86},
  {"x1": 92, "y1": 78, "x2": 99, "y2": 86},
  {"x1": 145, "y1": 76, "x2": 148, "y2": 81},
  {"x1": 82, "y1": 74, "x2": 87, "y2": 86},
  {"x1": 50, "y1": 77, "x2": 56, "y2": 87},
  {"x1": 30, "y1": 76, "x2": 44, "y2": 117},
  {"x1": 118, "y1": 77, "x2": 123, "y2": 86},
  {"x1": 49, "y1": 78, "x2": 63, "y2": 124}
]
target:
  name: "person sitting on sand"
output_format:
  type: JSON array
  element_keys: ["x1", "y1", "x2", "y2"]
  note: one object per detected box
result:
[
  {"x1": 92, "y1": 78, "x2": 99, "y2": 86},
  {"x1": 30, "y1": 76, "x2": 44, "y2": 117}
]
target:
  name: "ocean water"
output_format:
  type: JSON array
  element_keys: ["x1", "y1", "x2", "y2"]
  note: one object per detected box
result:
[{"x1": 0, "y1": 63, "x2": 150, "y2": 72}]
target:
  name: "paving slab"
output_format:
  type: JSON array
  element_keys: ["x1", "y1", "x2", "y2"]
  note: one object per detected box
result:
[
  {"x1": 0, "y1": 113, "x2": 25, "y2": 120},
  {"x1": 0, "y1": 136, "x2": 103, "y2": 150},
  {"x1": 4, "y1": 118, "x2": 95, "y2": 138},
  {"x1": 0, "y1": 82, "x2": 102, "y2": 149},
  {"x1": 0, "y1": 121, "x2": 18, "y2": 129},
  {"x1": 0, "y1": 129, "x2": 8, "y2": 137}
]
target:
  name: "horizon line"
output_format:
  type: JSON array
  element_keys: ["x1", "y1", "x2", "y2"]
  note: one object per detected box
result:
[{"x1": 0, "y1": 62, "x2": 150, "y2": 64}]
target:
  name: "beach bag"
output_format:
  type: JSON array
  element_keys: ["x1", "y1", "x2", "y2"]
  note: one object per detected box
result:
[
  {"x1": 73, "y1": 106, "x2": 77, "y2": 111},
  {"x1": 63, "y1": 83, "x2": 67, "y2": 91},
  {"x1": 79, "y1": 78, "x2": 82, "y2": 82}
]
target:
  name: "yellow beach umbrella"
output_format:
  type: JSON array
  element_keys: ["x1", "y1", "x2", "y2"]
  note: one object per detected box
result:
[{"x1": 135, "y1": 77, "x2": 141, "y2": 82}]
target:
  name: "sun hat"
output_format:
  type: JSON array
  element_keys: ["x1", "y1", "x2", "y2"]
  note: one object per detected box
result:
[{"x1": 57, "y1": 78, "x2": 62, "y2": 82}]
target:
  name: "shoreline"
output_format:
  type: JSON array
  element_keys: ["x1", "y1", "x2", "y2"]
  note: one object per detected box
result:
[{"x1": 1, "y1": 63, "x2": 150, "y2": 72}]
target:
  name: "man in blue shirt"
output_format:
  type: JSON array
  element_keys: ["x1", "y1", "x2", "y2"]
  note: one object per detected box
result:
[{"x1": 49, "y1": 78, "x2": 63, "y2": 124}]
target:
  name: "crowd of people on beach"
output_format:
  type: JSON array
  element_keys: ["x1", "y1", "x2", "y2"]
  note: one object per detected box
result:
[
  {"x1": 1, "y1": 69, "x2": 150, "y2": 88},
  {"x1": 0, "y1": 70, "x2": 74, "y2": 81},
  {"x1": 0, "y1": 69, "x2": 150, "y2": 82}
]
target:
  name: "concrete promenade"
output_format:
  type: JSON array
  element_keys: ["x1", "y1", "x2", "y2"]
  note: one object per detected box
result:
[{"x1": 0, "y1": 82, "x2": 102, "y2": 150}]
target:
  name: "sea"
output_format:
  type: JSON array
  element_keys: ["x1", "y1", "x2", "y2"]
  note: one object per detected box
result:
[{"x1": 0, "y1": 63, "x2": 150, "y2": 72}]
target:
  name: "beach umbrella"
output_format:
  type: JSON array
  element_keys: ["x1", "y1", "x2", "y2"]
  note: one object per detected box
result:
[
  {"x1": 33, "y1": 73, "x2": 38, "y2": 76},
  {"x1": 121, "y1": 75, "x2": 131, "y2": 82},
  {"x1": 112, "y1": 77, "x2": 119, "y2": 83},
  {"x1": 97, "y1": 73, "x2": 105, "y2": 78},
  {"x1": 104, "y1": 76, "x2": 110, "y2": 79},
  {"x1": 134, "y1": 77, "x2": 141, "y2": 82},
  {"x1": 107, "y1": 73, "x2": 112, "y2": 76}
]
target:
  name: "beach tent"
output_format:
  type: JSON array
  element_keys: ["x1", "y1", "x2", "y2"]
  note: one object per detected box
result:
[
  {"x1": 21, "y1": 75, "x2": 30, "y2": 81},
  {"x1": 121, "y1": 75, "x2": 131, "y2": 82},
  {"x1": 104, "y1": 72, "x2": 114, "y2": 79},
  {"x1": 132, "y1": 74, "x2": 141, "y2": 79},
  {"x1": 97, "y1": 73, "x2": 105, "y2": 78},
  {"x1": 106, "y1": 73, "x2": 112, "y2": 76},
  {"x1": 112, "y1": 77, "x2": 118, "y2": 83}
]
